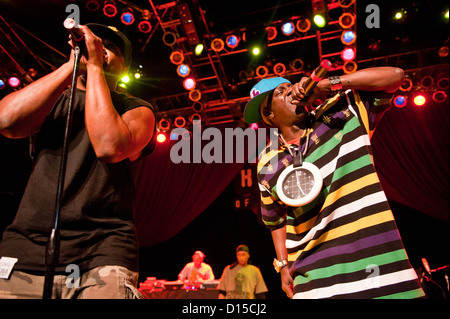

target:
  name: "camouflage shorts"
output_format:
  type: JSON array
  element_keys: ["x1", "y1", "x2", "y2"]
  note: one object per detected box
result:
[{"x1": 0, "y1": 265, "x2": 142, "y2": 299}]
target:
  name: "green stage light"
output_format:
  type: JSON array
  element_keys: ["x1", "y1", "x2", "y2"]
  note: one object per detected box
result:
[{"x1": 313, "y1": 14, "x2": 326, "y2": 27}]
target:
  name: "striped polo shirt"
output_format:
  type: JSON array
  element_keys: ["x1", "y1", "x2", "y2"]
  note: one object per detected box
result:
[{"x1": 257, "y1": 90, "x2": 424, "y2": 299}]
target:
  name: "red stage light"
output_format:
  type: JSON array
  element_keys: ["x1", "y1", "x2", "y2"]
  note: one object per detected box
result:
[
  {"x1": 103, "y1": 0, "x2": 117, "y2": 17},
  {"x1": 138, "y1": 20, "x2": 152, "y2": 33},
  {"x1": 174, "y1": 116, "x2": 186, "y2": 128}
]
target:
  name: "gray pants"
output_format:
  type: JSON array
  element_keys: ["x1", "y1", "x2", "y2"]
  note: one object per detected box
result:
[{"x1": 0, "y1": 265, "x2": 142, "y2": 299}]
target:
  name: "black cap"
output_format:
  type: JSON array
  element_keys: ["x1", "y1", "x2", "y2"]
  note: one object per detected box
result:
[
  {"x1": 236, "y1": 244, "x2": 250, "y2": 254},
  {"x1": 86, "y1": 23, "x2": 132, "y2": 67}
]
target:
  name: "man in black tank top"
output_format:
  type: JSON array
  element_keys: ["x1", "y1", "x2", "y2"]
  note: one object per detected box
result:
[{"x1": 0, "y1": 22, "x2": 156, "y2": 299}]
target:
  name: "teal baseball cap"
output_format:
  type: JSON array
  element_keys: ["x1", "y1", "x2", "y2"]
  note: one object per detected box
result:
[{"x1": 243, "y1": 77, "x2": 291, "y2": 124}]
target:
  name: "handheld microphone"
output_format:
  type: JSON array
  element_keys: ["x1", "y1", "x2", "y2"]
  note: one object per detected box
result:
[
  {"x1": 64, "y1": 18, "x2": 84, "y2": 43},
  {"x1": 301, "y1": 59, "x2": 332, "y2": 100}
]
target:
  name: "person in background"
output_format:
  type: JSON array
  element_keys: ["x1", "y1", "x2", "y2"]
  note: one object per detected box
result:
[
  {"x1": 218, "y1": 244, "x2": 268, "y2": 299},
  {"x1": 178, "y1": 250, "x2": 215, "y2": 283}
]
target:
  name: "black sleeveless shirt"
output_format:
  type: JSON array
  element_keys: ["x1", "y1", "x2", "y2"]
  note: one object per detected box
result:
[{"x1": 0, "y1": 89, "x2": 156, "y2": 273}]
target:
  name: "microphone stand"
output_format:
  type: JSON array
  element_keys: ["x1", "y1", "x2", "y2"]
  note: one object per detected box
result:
[{"x1": 42, "y1": 44, "x2": 82, "y2": 299}]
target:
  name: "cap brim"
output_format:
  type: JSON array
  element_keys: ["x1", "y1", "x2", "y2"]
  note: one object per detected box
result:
[{"x1": 243, "y1": 90, "x2": 273, "y2": 124}]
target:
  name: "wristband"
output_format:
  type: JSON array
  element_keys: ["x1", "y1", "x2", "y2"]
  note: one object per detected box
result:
[{"x1": 329, "y1": 76, "x2": 342, "y2": 91}]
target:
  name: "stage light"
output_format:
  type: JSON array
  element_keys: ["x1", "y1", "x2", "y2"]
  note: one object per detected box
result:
[
  {"x1": 273, "y1": 63, "x2": 286, "y2": 76},
  {"x1": 0, "y1": 79, "x2": 5, "y2": 90},
  {"x1": 117, "y1": 83, "x2": 127, "y2": 91},
  {"x1": 170, "y1": 50, "x2": 184, "y2": 65},
  {"x1": 252, "y1": 46, "x2": 261, "y2": 56},
  {"x1": 86, "y1": 0, "x2": 100, "y2": 12},
  {"x1": 438, "y1": 46, "x2": 449, "y2": 58},
  {"x1": 296, "y1": 18, "x2": 311, "y2": 33},
  {"x1": 256, "y1": 65, "x2": 269, "y2": 78},
  {"x1": 183, "y1": 77, "x2": 196, "y2": 90},
  {"x1": 432, "y1": 91, "x2": 447, "y2": 103},
  {"x1": 395, "y1": 10, "x2": 407, "y2": 20},
  {"x1": 290, "y1": 58, "x2": 304, "y2": 71},
  {"x1": 158, "y1": 118, "x2": 171, "y2": 131},
  {"x1": 156, "y1": 133, "x2": 167, "y2": 143},
  {"x1": 174, "y1": 116, "x2": 186, "y2": 128},
  {"x1": 393, "y1": 95, "x2": 407, "y2": 108},
  {"x1": 103, "y1": 0, "x2": 117, "y2": 18},
  {"x1": 338, "y1": 0, "x2": 355, "y2": 8},
  {"x1": 177, "y1": 2, "x2": 200, "y2": 46},
  {"x1": 341, "y1": 47, "x2": 355, "y2": 61},
  {"x1": 312, "y1": 0, "x2": 327, "y2": 27},
  {"x1": 27, "y1": 68, "x2": 38, "y2": 78},
  {"x1": 226, "y1": 35, "x2": 239, "y2": 48},
  {"x1": 437, "y1": 77, "x2": 449, "y2": 90},
  {"x1": 177, "y1": 64, "x2": 190, "y2": 77},
  {"x1": 195, "y1": 43, "x2": 204, "y2": 56},
  {"x1": 8, "y1": 77, "x2": 21, "y2": 88},
  {"x1": 266, "y1": 26, "x2": 277, "y2": 41},
  {"x1": 192, "y1": 101, "x2": 203, "y2": 112},
  {"x1": 188, "y1": 89, "x2": 201, "y2": 102},
  {"x1": 121, "y1": 75, "x2": 130, "y2": 83},
  {"x1": 413, "y1": 94, "x2": 426, "y2": 106},
  {"x1": 121, "y1": 8, "x2": 135, "y2": 25},
  {"x1": 341, "y1": 30, "x2": 356, "y2": 45},
  {"x1": 250, "y1": 123, "x2": 259, "y2": 130},
  {"x1": 420, "y1": 76, "x2": 434, "y2": 89},
  {"x1": 313, "y1": 15, "x2": 326, "y2": 28},
  {"x1": 245, "y1": 26, "x2": 267, "y2": 59},
  {"x1": 399, "y1": 78, "x2": 413, "y2": 92},
  {"x1": 189, "y1": 113, "x2": 202, "y2": 123},
  {"x1": 338, "y1": 12, "x2": 355, "y2": 29},
  {"x1": 162, "y1": 32, "x2": 177, "y2": 46},
  {"x1": 211, "y1": 38, "x2": 225, "y2": 52},
  {"x1": 138, "y1": 10, "x2": 152, "y2": 33},
  {"x1": 281, "y1": 22, "x2": 295, "y2": 36},
  {"x1": 445, "y1": 10, "x2": 449, "y2": 19},
  {"x1": 343, "y1": 61, "x2": 357, "y2": 74}
]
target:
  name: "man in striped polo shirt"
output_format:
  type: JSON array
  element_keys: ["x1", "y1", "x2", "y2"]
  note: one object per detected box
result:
[{"x1": 243, "y1": 66, "x2": 425, "y2": 299}]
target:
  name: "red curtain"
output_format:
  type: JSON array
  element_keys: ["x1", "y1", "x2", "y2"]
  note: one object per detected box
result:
[
  {"x1": 371, "y1": 99, "x2": 449, "y2": 222},
  {"x1": 133, "y1": 99, "x2": 449, "y2": 247},
  {"x1": 132, "y1": 136, "x2": 245, "y2": 247}
]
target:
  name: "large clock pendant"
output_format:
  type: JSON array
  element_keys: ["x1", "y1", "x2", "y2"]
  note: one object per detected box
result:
[{"x1": 276, "y1": 162, "x2": 323, "y2": 207}]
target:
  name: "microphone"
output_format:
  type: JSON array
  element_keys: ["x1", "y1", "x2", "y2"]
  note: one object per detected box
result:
[
  {"x1": 301, "y1": 59, "x2": 332, "y2": 100},
  {"x1": 64, "y1": 18, "x2": 84, "y2": 43},
  {"x1": 421, "y1": 258, "x2": 431, "y2": 275}
]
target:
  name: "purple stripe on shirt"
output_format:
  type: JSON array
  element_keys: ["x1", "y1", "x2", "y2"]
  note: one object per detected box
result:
[{"x1": 292, "y1": 229, "x2": 401, "y2": 270}]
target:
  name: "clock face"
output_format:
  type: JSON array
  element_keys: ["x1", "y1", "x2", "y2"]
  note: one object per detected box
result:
[
  {"x1": 282, "y1": 168, "x2": 315, "y2": 199},
  {"x1": 276, "y1": 162, "x2": 323, "y2": 207}
]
